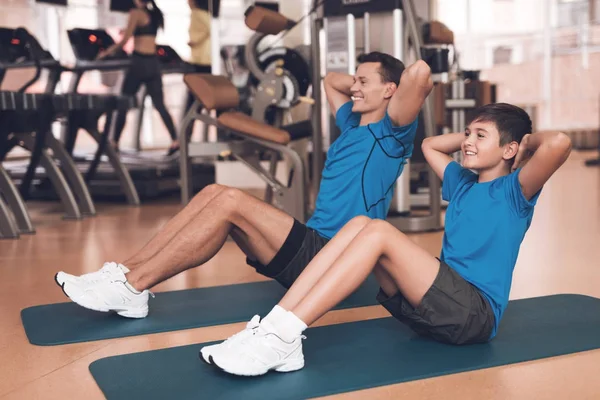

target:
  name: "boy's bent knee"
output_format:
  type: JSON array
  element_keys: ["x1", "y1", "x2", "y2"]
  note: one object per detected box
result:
[
  {"x1": 348, "y1": 215, "x2": 372, "y2": 227},
  {"x1": 365, "y1": 219, "x2": 394, "y2": 232}
]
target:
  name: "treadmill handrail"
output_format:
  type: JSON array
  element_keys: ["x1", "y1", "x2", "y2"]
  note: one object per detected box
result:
[
  {"x1": 71, "y1": 59, "x2": 132, "y2": 72},
  {"x1": 0, "y1": 59, "x2": 61, "y2": 70}
]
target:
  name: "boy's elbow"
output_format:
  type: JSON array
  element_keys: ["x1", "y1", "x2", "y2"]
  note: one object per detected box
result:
[
  {"x1": 421, "y1": 136, "x2": 433, "y2": 151},
  {"x1": 551, "y1": 132, "x2": 572, "y2": 157}
]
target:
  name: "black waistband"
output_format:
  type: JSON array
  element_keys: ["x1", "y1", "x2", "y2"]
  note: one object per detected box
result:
[{"x1": 132, "y1": 51, "x2": 157, "y2": 59}]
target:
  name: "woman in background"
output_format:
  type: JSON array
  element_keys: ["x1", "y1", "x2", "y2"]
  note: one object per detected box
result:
[
  {"x1": 183, "y1": 0, "x2": 213, "y2": 138},
  {"x1": 98, "y1": 0, "x2": 179, "y2": 156}
]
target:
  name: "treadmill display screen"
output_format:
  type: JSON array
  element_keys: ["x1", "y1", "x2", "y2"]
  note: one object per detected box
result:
[
  {"x1": 0, "y1": 29, "x2": 24, "y2": 62},
  {"x1": 0, "y1": 28, "x2": 53, "y2": 63},
  {"x1": 35, "y1": 0, "x2": 68, "y2": 5},
  {"x1": 67, "y1": 28, "x2": 127, "y2": 61},
  {"x1": 156, "y1": 45, "x2": 183, "y2": 66}
]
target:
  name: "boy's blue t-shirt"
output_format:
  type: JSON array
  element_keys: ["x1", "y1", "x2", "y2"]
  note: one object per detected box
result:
[
  {"x1": 307, "y1": 101, "x2": 417, "y2": 239},
  {"x1": 441, "y1": 161, "x2": 541, "y2": 339}
]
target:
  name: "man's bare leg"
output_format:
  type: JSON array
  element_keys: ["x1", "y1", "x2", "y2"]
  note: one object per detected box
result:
[
  {"x1": 122, "y1": 184, "x2": 227, "y2": 269},
  {"x1": 125, "y1": 187, "x2": 294, "y2": 291}
]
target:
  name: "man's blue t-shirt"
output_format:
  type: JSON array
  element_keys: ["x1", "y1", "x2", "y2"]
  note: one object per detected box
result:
[
  {"x1": 306, "y1": 101, "x2": 417, "y2": 239},
  {"x1": 441, "y1": 161, "x2": 541, "y2": 339}
]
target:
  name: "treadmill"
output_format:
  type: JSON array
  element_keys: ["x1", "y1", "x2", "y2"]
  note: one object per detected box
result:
[
  {"x1": 0, "y1": 27, "x2": 91, "y2": 219},
  {"x1": 64, "y1": 28, "x2": 214, "y2": 201}
]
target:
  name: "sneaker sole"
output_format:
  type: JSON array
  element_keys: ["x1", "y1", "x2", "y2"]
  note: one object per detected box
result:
[
  {"x1": 209, "y1": 355, "x2": 304, "y2": 376},
  {"x1": 199, "y1": 350, "x2": 212, "y2": 365},
  {"x1": 61, "y1": 283, "x2": 148, "y2": 318},
  {"x1": 54, "y1": 273, "x2": 66, "y2": 293}
]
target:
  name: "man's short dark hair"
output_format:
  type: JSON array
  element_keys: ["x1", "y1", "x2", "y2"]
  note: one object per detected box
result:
[
  {"x1": 467, "y1": 103, "x2": 532, "y2": 146},
  {"x1": 357, "y1": 51, "x2": 405, "y2": 86},
  {"x1": 193, "y1": 0, "x2": 209, "y2": 9}
]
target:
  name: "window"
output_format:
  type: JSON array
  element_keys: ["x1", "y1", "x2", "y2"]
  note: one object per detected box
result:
[
  {"x1": 493, "y1": 46, "x2": 513, "y2": 65},
  {"x1": 556, "y1": 0, "x2": 589, "y2": 27}
]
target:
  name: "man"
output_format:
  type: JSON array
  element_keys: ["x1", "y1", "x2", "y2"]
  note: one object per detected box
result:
[{"x1": 55, "y1": 52, "x2": 433, "y2": 323}]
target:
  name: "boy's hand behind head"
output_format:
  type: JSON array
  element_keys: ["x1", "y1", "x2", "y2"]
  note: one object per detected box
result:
[{"x1": 511, "y1": 134, "x2": 532, "y2": 172}]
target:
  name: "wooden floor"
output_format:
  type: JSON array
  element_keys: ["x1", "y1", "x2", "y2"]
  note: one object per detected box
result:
[{"x1": 1, "y1": 151, "x2": 599, "y2": 400}]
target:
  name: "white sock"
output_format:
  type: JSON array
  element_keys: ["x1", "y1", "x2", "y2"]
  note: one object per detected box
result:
[
  {"x1": 262, "y1": 304, "x2": 288, "y2": 325},
  {"x1": 118, "y1": 263, "x2": 130, "y2": 273},
  {"x1": 273, "y1": 311, "x2": 307, "y2": 343}
]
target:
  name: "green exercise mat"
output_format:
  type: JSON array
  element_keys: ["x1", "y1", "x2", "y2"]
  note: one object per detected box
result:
[
  {"x1": 89, "y1": 294, "x2": 600, "y2": 400},
  {"x1": 21, "y1": 275, "x2": 380, "y2": 346}
]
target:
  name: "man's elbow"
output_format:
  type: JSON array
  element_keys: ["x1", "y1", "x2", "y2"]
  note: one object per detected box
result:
[
  {"x1": 402, "y1": 60, "x2": 432, "y2": 89},
  {"x1": 412, "y1": 60, "x2": 432, "y2": 77},
  {"x1": 324, "y1": 72, "x2": 336, "y2": 85}
]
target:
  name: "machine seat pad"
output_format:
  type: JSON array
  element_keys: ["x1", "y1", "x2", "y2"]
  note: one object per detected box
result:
[
  {"x1": 244, "y1": 5, "x2": 295, "y2": 36},
  {"x1": 217, "y1": 112, "x2": 291, "y2": 145},
  {"x1": 184, "y1": 74, "x2": 240, "y2": 111}
]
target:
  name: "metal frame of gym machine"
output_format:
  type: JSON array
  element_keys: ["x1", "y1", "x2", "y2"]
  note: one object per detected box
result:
[
  {"x1": 584, "y1": 93, "x2": 600, "y2": 167},
  {"x1": 179, "y1": 3, "x2": 311, "y2": 222},
  {"x1": 311, "y1": 0, "x2": 442, "y2": 232}
]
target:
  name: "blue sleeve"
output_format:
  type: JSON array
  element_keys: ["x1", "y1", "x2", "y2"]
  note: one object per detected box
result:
[
  {"x1": 368, "y1": 114, "x2": 418, "y2": 159},
  {"x1": 442, "y1": 161, "x2": 476, "y2": 202},
  {"x1": 335, "y1": 101, "x2": 360, "y2": 131},
  {"x1": 504, "y1": 169, "x2": 542, "y2": 217}
]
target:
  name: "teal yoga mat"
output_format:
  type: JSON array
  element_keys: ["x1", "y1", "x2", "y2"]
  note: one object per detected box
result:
[
  {"x1": 21, "y1": 275, "x2": 380, "y2": 346},
  {"x1": 89, "y1": 294, "x2": 600, "y2": 400}
]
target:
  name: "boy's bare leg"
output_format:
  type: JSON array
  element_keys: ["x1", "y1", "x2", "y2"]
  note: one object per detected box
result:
[
  {"x1": 287, "y1": 219, "x2": 440, "y2": 325},
  {"x1": 278, "y1": 216, "x2": 372, "y2": 311}
]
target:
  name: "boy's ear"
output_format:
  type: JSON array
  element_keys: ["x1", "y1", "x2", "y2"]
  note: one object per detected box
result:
[{"x1": 503, "y1": 141, "x2": 519, "y2": 161}]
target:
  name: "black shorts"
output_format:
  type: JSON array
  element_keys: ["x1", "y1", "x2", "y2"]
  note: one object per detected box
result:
[
  {"x1": 377, "y1": 260, "x2": 495, "y2": 345},
  {"x1": 246, "y1": 219, "x2": 329, "y2": 289}
]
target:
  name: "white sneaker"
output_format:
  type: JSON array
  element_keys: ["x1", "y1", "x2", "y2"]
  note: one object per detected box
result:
[
  {"x1": 61, "y1": 268, "x2": 152, "y2": 318},
  {"x1": 55, "y1": 262, "x2": 129, "y2": 288},
  {"x1": 199, "y1": 315, "x2": 261, "y2": 364},
  {"x1": 210, "y1": 319, "x2": 305, "y2": 376}
]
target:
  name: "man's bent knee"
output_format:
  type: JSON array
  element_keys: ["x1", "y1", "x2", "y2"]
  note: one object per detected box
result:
[
  {"x1": 190, "y1": 184, "x2": 226, "y2": 205},
  {"x1": 201, "y1": 183, "x2": 226, "y2": 197},
  {"x1": 216, "y1": 187, "x2": 253, "y2": 217}
]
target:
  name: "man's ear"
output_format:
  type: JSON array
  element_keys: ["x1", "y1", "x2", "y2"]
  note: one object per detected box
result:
[
  {"x1": 384, "y1": 82, "x2": 397, "y2": 100},
  {"x1": 503, "y1": 141, "x2": 519, "y2": 161}
]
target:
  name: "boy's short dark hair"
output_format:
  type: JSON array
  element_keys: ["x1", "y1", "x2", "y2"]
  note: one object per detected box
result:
[
  {"x1": 358, "y1": 51, "x2": 405, "y2": 86},
  {"x1": 468, "y1": 103, "x2": 532, "y2": 146}
]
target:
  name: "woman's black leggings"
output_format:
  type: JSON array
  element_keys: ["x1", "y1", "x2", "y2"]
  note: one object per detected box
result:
[{"x1": 112, "y1": 52, "x2": 178, "y2": 144}]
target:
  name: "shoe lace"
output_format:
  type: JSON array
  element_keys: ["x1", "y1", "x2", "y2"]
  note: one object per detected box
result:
[
  {"x1": 225, "y1": 316, "x2": 260, "y2": 343},
  {"x1": 80, "y1": 262, "x2": 117, "y2": 283}
]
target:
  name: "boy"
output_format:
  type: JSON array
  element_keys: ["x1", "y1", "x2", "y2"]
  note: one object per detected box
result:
[
  {"x1": 206, "y1": 103, "x2": 572, "y2": 376},
  {"x1": 55, "y1": 55, "x2": 433, "y2": 326}
]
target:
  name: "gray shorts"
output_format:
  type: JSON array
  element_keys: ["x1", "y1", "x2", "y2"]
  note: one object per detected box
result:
[
  {"x1": 246, "y1": 219, "x2": 329, "y2": 289},
  {"x1": 377, "y1": 260, "x2": 495, "y2": 345}
]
